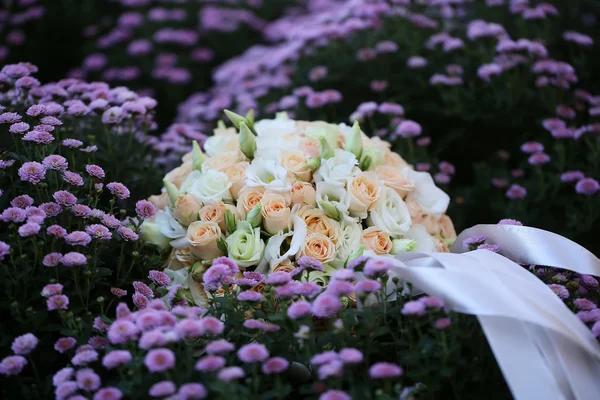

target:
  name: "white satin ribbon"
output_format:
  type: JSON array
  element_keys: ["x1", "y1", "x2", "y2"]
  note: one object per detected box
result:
[
  {"x1": 451, "y1": 224, "x2": 600, "y2": 276},
  {"x1": 389, "y1": 225, "x2": 600, "y2": 400}
]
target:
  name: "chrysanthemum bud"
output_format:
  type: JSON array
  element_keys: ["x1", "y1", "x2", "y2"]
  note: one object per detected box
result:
[
  {"x1": 319, "y1": 136, "x2": 334, "y2": 160},
  {"x1": 192, "y1": 140, "x2": 204, "y2": 170},
  {"x1": 163, "y1": 179, "x2": 180, "y2": 204},
  {"x1": 344, "y1": 121, "x2": 363, "y2": 160},
  {"x1": 239, "y1": 122, "x2": 256, "y2": 160},
  {"x1": 318, "y1": 201, "x2": 341, "y2": 221},
  {"x1": 246, "y1": 204, "x2": 262, "y2": 228},
  {"x1": 191, "y1": 261, "x2": 207, "y2": 282}
]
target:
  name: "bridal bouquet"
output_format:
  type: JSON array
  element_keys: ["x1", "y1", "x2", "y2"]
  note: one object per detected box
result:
[{"x1": 143, "y1": 111, "x2": 456, "y2": 304}]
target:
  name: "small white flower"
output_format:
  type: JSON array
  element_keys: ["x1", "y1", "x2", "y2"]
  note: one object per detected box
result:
[
  {"x1": 403, "y1": 168, "x2": 450, "y2": 218},
  {"x1": 405, "y1": 224, "x2": 437, "y2": 252},
  {"x1": 316, "y1": 182, "x2": 350, "y2": 217},
  {"x1": 258, "y1": 214, "x2": 307, "y2": 272},
  {"x1": 314, "y1": 149, "x2": 359, "y2": 185},
  {"x1": 245, "y1": 158, "x2": 291, "y2": 192},
  {"x1": 155, "y1": 208, "x2": 188, "y2": 248}
]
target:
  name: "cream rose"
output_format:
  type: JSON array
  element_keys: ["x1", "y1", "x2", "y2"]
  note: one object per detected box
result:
[
  {"x1": 368, "y1": 187, "x2": 412, "y2": 237},
  {"x1": 236, "y1": 186, "x2": 265, "y2": 218},
  {"x1": 361, "y1": 227, "x2": 392, "y2": 255},
  {"x1": 224, "y1": 161, "x2": 249, "y2": 200},
  {"x1": 438, "y1": 215, "x2": 457, "y2": 240},
  {"x1": 405, "y1": 198, "x2": 423, "y2": 223},
  {"x1": 261, "y1": 191, "x2": 291, "y2": 234},
  {"x1": 346, "y1": 171, "x2": 382, "y2": 218},
  {"x1": 376, "y1": 165, "x2": 415, "y2": 198},
  {"x1": 201, "y1": 150, "x2": 244, "y2": 173},
  {"x1": 199, "y1": 203, "x2": 227, "y2": 231},
  {"x1": 296, "y1": 232, "x2": 336, "y2": 264},
  {"x1": 173, "y1": 194, "x2": 202, "y2": 226},
  {"x1": 296, "y1": 205, "x2": 341, "y2": 245},
  {"x1": 280, "y1": 149, "x2": 312, "y2": 182},
  {"x1": 164, "y1": 160, "x2": 193, "y2": 189},
  {"x1": 290, "y1": 180, "x2": 317, "y2": 207},
  {"x1": 420, "y1": 215, "x2": 440, "y2": 236},
  {"x1": 270, "y1": 258, "x2": 296, "y2": 274},
  {"x1": 186, "y1": 221, "x2": 223, "y2": 260},
  {"x1": 299, "y1": 136, "x2": 320, "y2": 159},
  {"x1": 148, "y1": 192, "x2": 171, "y2": 210},
  {"x1": 166, "y1": 247, "x2": 196, "y2": 270},
  {"x1": 384, "y1": 152, "x2": 410, "y2": 169}
]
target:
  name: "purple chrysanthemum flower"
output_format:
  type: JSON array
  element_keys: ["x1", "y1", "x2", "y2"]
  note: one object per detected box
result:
[
  {"x1": 72, "y1": 349, "x2": 99, "y2": 366},
  {"x1": 10, "y1": 194, "x2": 34, "y2": 208},
  {"x1": 0, "y1": 355, "x2": 27, "y2": 376},
  {"x1": 132, "y1": 281, "x2": 154, "y2": 298},
  {"x1": 312, "y1": 294, "x2": 342, "y2": 318},
  {"x1": 40, "y1": 202, "x2": 62, "y2": 217},
  {"x1": 41, "y1": 283, "x2": 63, "y2": 297},
  {"x1": 85, "y1": 224, "x2": 112, "y2": 240},
  {"x1": 325, "y1": 280, "x2": 354, "y2": 297},
  {"x1": 53, "y1": 190, "x2": 77, "y2": 206},
  {"x1": 217, "y1": 366, "x2": 245, "y2": 382},
  {"x1": 55, "y1": 380, "x2": 78, "y2": 399},
  {"x1": 205, "y1": 339, "x2": 235, "y2": 355},
  {"x1": 237, "y1": 343, "x2": 269, "y2": 364},
  {"x1": 498, "y1": 219, "x2": 523, "y2": 226},
  {"x1": 47, "y1": 225, "x2": 68, "y2": 238},
  {"x1": 71, "y1": 204, "x2": 93, "y2": 218},
  {"x1": 47, "y1": 294, "x2": 69, "y2": 310},
  {"x1": 76, "y1": 368, "x2": 101, "y2": 392},
  {"x1": 135, "y1": 200, "x2": 157, "y2": 219},
  {"x1": 63, "y1": 171, "x2": 84, "y2": 186},
  {"x1": 333, "y1": 269, "x2": 355, "y2": 281},
  {"x1": 262, "y1": 357, "x2": 289, "y2": 374},
  {"x1": 0, "y1": 241, "x2": 9, "y2": 261},
  {"x1": 85, "y1": 164, "x2": 105, "y2": 179},
  {"x1": 93, "y1": 387, "x2": 123, "y2": 400},
  {"x1": 434, "y1": 318, "x2": 452, "y2": 330},
  {"x1": 528, "y1": 152, "x2": 551, "y2": 166},
  {"x1": 560, "y1": 171, "x2": 585, "y2": 183},
  {"x1": 339, "y1": 348, "x2": 363, "y2": 365},
  {"x1": 396, "y1": 120, "x2": 422, "y2": 137},
  {"x1": 319, "y1": 390, "x2": 351, "y2": 400},
  {"x1": 369, "y1": 362, "x2": 403, "y2": 379},
  {"x1": 364, "y1": 258, "x2": 393, "y2": 278},
  {"x1": 11, "y1": 333, "x2": 38, "y2": 355},
  {"x1": 9, "y1": 122, "x2": 30, "y2": 134},
  {"x1": 54, "y1": 337, "x2": 77, "y2": 353},
  {"x1": 575, "y1": 178, "x2": 600, "y2": 196},
  {"x1": 42, "y1": 155, "x2": 68, "y2": 171},
  {"x1": 287, "y1": 301, "x2": 312, "y2": 320},
  {"x1": 1, "y1": 207, "x2": 27, "y2": 222},
  {"x1": 145, "y1": 348, "x2": 176, "y2": 372},
  {"x1": 117, "y1": 226, "x2": 139, "y2": 241},
  {"x1": 65, "y1": 231, "x2": 92, "y2": 247},
  {"x1": 574, "y1": 298, "x2": 597, "y2": 311},
  {"x1": 237, "y1": 290, "x2": 263, "y2": 302},
  {"x1": 89, "y1": 336, "x2": 109, "y2": 349},
  {"x1": 520, "y1": 141, "x2": 544, "y2": 154},
  {"x1": 102, "y1": 214, "x2": 121, "y2": 229},
  {"x1": 0, "y1": 112, "x2": 22, "y2": 124},
  {"x1": 40, "y1": 116, "x2": 62, "y2": 126},
  {"x1": 355, "y1": 279, "x2": 382, "y2": 294},
  {"x1": 346, "y1": 255, "x2": 370, "y2": 271},
  {"x1": 106, "y1": 182, "x2": 130, "y2": 199},
  {"x1": 401, "y1": 300, "x2": 427, "y2": 316},
  {"x1": 62, "y1": 138, "x2": 83, "y2": 148},
  {"x1": 23, "y1": 130, "x2": 54, "y2": 144},
  {"x1": 52, "y1": 367, "x2": 73, "y2": 387},
  {"x1": 132, "y1": 292, "x2": 148, "y2": 309},
  {"x1": 506, "y1": 184, "x2": 527, "y2": 200},
  {"x1": 175, "y1": 318, "x2": 204, "y2": 339},
  {"x1": 149, "y1": 381, "x2": 176, "y2": 398},
  {"x1": 297, "y1": 256, "x2": 324, "y2": 272},
  {"x1": 548, "y1": 284, "x2": 569, "y2": 299},
  {"x1": 178, "y1": 383, "x2": 207, "y2": 400},
  {"x1": 198, "y1": 317, "x2": 224, "y2": 336},
  {"x1": 148, "y1": 270, "x2": 171, "y2": 287},
  {"x1": 195, "y1": 355, "x2": 226, "y2": 372},
  {"x1": 18, "y1": 161, "x2": 46, "y2": 184},
  {"x1": 478, "y1": 244, "x2": 500, "y2": 253},
  {"x1": 18, "y1": 222, "x2": 40, "y2": 237},
  {"x1": 265, "y1": 271, "x2": 291, "y2": 286},
  {"x1": 296, "y1": 282, "x2": 322, "y2": 299}
]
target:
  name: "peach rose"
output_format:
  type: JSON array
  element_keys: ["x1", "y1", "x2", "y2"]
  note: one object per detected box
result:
[
  {"x1": 199, "y1": 203, "x2": 226, "y2": 231},
  {"x1": 376, "y1": 165, "x2": 415, "y2": 198},
  {"x1": 148, "y1": 192, "x2": 171, "y2": 210},
  {"x1": 181, "y1": 151, "x2": 192, "y2": 163},
  {"x1": 384, "y1": 152, "x2": 409, "y2": 169},
  {"x1": 164, "y1": 160, "x2": 193, "y2": 189},
  {"x1": 261, "y1": 192, "x2": 292, "y2": 234},
  {"x1": 299, "y1": 136, "x2": 320, "y2": 159},
  {"x1": 435, "y1": 238, "x2": 450, "y2": 253},
  {"x1": 296, "y1": 232, "x2": 336, "y2": 264},
  {"x1": 346, "y1": 171, "x2": 382, "y2": 218},
  {"x1": 280, "y1": 150, "x2": 312, "y2": 182},
  {"x1": 173, "y1": 194, "x2": 202, "y2": 226},
  {"x1": 439, "y1": 215, "x2": 457, "y2": 240},
  {"x1": 270, "y1": 258, "x2": 295, "y2": 274},
  {"x1": 236, "y1": 186, "x2": 265, "y2": 218},
  {"x1": 362, "y1": 227, "x2": 392, "y2": 255},
  {"x1": 224, "y1": 161, "x2": 249, "y2": 200},
  {"x1": 421, "y1": 215, "x2": 440, "y2": 236},
  {"x1": 214, "y1": 127, "x2": 237, "y2": 137},
  {"x1": 297, "y1": 205, "x2": 340, "y2": 244},
  {"x1": 165, "y1": 248, "x2": 196, "y2": 270},
  {"x1": 202, "y1": 151, "x2": 245, "y2": 173},
  {"x1": 290, "y1": 180, "x2": 317, "y2": 207},
  {"x1": 405, "y1": 198, "x2": 423, "y2": 223},
  {"x1": 370, "y1": 137, "x2": 392, "y2": 151},
  {"x1": 186, "y1": 221, "x2": 223, "y2": 260}
]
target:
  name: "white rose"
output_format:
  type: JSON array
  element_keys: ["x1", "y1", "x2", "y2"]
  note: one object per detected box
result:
[
  {"x1": 226, "y1": 221, "x2": 265, "y2": 268},
  {"x1": 245, "y1": 158, "x2": 291, "y2": 192},
  {"x1": 403, "y1": 168, "x2": 450, "y2": 218},
  {"x1": 182, "y1": 170, "x2": 232, "y2": 204},
  {"x1": 368, "y1": 187, "x2": 412, "y2": 237},
  {"x1": 405, "y1": 224, "x2": 437, "y2": 252},
  {"x1": 332, "y1": 220, "x2": 363, "y2": 267},
  {"x1": 254, "y1": 118, "x2": 298, "y2": 137},
  {"x1": 257, "y1": 214, "x2": 307, "y2": 273},
  {"x1": 154, "y1": 208, "x2": 188, "y2": 248},
  {"x1": 255, "y1": 135, "x2": 302, "y2": 161},
  {"x1": 314, "y1": 149, "x2": 359, "y2": 185},
  {"x1": 203, "y1": 133, "x2": 239, "y2": 157}
]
